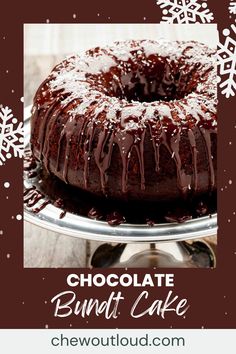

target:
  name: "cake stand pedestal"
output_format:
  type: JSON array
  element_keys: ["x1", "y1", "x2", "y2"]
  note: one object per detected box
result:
[{"x1": 90, "y1": 239, "x2": 216, "y2": 268}]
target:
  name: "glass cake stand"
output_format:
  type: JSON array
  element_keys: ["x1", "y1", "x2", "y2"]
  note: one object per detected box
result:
[{"x1": 24, "y1": 106, "x2": 217, "y2": 268}]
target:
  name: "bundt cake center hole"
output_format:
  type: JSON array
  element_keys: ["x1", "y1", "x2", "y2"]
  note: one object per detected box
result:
[{"x1": 111, "y1": 65, "x2": 196, "y2": 103}]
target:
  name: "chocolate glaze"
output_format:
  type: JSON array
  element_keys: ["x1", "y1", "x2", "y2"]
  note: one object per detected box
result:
[
  {"x1": 24, "y1": 185, "x2": 50, "y2": 213},
  {"x1": 30, "y1": 40, "x2": 217, "y2": 203},
  {"x1": 24, "y1": 156, "x2": 37, "y2": 171},
  {"x1": 59, "y1": 210, "x2": 67, "y2": 219},
  {"x1": 24, "y1": 153, "x2": 216, "y2": 226},
  {"x1": 28, "y1": 170, "x2": 38, "y2": 179},
  {"x1": 106, "y1": 211, "x2": 126, "y2": 226}
]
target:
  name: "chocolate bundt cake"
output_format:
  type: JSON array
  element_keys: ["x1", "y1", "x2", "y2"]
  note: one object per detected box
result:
[{"x1": 30, "y1": 40, "x2": 217, "y2": 202}]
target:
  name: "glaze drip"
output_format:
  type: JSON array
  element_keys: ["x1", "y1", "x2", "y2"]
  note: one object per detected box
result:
[
  {"x1": 199, "y1": 127, "x2": 215, "y2": 189},
  {"x1": 23, "y1": 152, "x2": 217, "y2": 226},
  {"x1": 30, "y1": 39, "x2": 217, "y2": 202},
  {"x1": 24, "y1": 186, "x2": 50, "y2": 213}
]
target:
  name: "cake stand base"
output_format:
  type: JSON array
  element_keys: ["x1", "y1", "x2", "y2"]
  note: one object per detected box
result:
[{"x1": 90, "y1": 239, "x2": 216, "y2": 268}]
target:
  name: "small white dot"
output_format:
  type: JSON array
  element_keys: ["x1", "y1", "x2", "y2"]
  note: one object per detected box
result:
[
  {"x1": 143, "y1": 16, "x2": 147, "y2": 20},
  {"x1": 11, "y1": 89, "x2": 14, "y2": 93},
  {"x1": 223, "y1": 28, "x2": 230, "y2": 36},
  {"x1": 20, "y1": 96, "x2": 24, "y2": 103},
  {"x1": 229, "y1": 180, "x2": 232, "y2": 185},
  {"x1": 233, "y1": 211, "x2": 236, "y2": 215},
  {"x1": 46, "y1": 19, "x2": 50, "y2": 23},
  {"x1": 0, "y1": 230, "x2": 3, "y2": 235},
  {"x1": 6, "y1": 69, "x2": 9, "y2": 74},
  {"x1": 225, "y1": 312, "x2": 228, "y2": 315},
  {"x1": 202, "y1": 3, "x2": 207, "y2": 9},
  {"x1": 97, "y1": 13, "x2": 100, "y2": 16},
  {"x1": 16, "y1": 214, "x2": 22, "y2": 221},
  {"x1": 73, "y1": 13, "x2": 76, "y2": 18},
  {"x1": 163, "y1": 9, "x2": 168, "y2": 15},
  {"x1": 45, "y1": 324, "x2": 49, "y2": 328},
  {"x1": 12, "y1": 118, "x2": 17, "y2": 124},
  {"x1": 22, "y1": 301, "x2": 24, "y2": 305},
  {"x1": 6, "y1": 254, "x2": 10, "y2": 259},
  {"x1": 4, "y1": 182, "x2": 10, "y2": 188},
  {"x1": 6, "y1": 153, "x2": 12, "y2": 159},
  {"x1": 3, "y1": 36, "x2": 6, "y2": 40},
  {"x1": 228, "y1": 219, "x2": 231, "y2": 223},
  {"x1": 44, "y1": 301, "x2": 47, "y2": 304},
  {"x1": 229, "y1": 141, "x2": 232, "y2": 145}
]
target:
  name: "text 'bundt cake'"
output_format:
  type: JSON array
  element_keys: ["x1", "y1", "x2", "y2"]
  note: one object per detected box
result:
[{"x1": 30, "y1": 39, "x2": 217, "y2": 202}]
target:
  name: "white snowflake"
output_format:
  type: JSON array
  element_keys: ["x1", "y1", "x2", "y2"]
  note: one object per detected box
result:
[
  {"x1": 229, "y1": 1, "x2": 236, "y2": 15},
  {"x1": 156, "y1": 0, "x2": 214, "y2": 23},
  {"x1": 0, "y1": 106, "x2": 24, "y2": 165},
  {"x1": 217, "y1": 24, "x2": 236, "y2": 98}
]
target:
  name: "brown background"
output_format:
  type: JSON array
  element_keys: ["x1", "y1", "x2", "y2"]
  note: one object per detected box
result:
[{"x1": 0, "y1": 0, "x2": 235, "y2": 328}]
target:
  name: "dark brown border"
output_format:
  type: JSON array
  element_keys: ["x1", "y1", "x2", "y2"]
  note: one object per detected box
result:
[{"x1": 0, "y1": 0, "x2": 235, "y2": 328}]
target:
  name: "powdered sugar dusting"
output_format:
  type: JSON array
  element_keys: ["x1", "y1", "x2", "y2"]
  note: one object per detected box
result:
[
  {"x1": 109, "y1": 42, "x2": 133, "y2": 61},
  {"x1": 121, "y1": 104, "x2": 145, "y2": 130},
  {"x1": 45, "y1": 39, "x2": 216, "y2": 131},
  {"x1": 84, "y1": 55, "x2": 116, "y2": 74},
  {"x1": 142, "y1": 40, "x2": 182, "y2": 60},
  {"x1": 144, "y1": 105, "x2": 157, "y2": 120},
  {"x1": 157, "y1": 103, "x2": 172, "y2": 118}
]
